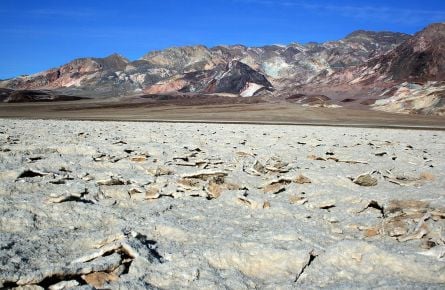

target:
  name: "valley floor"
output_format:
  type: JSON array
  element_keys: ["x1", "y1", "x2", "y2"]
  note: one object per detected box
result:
[
  {"x1": 0, "y1": 119, "x2": 444, "y2": 289},
  {"x1": 0, "y1": 100, "x2": 445, "y2": 129}
]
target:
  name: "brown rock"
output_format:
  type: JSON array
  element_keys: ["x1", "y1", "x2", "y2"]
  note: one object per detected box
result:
[
  {"x1": 97, "y1": 177, "x2": 127, "y2": 186},
  {"x1": 147, "y1": 166, "x2": 173, "y2": 176},
  {"x1": 82, "y1": 272, "x2": 118, "y2": 288},
  {"x1": 363, "y1": 228, "x2": 380, "y2": 237},
  {"x1": 294, "y1": 174, "x2": 312, "y2": 184},
  {"x1": 253, "y1": 160, "x2": 266, "y2": 174},
  {"x1": 385, "y1": 218, "x2": 409, "y2": 237},
  {"x1": 308, "y1": 154, "x2": 326, "y2": 161},
  {"x1": 181, "y1": 170, "x2": 227, "y2": 181},
  {"x1": 353, "y1": 173, "x2": 378, "y2": 186},
  {"x1": 128, "y1": 187, "x2": 143, "y2": 198},
  {"x1": 130, "y1": 155, "x2": 148, "y2": 162},
  {"x1": 207, "y1": 181, "x2": 222, "y2": 199},
  {"x1": 236, "y1": 151, "x2": 254, "y2": 157},
  {"x1": 225, "y1": 182, "x2": 242, "y2": 190},
  {"x1": 289, "y1": 195, "x2": 308, "y2": 205},
  {"x1": 178, "y1": 178, "x2": 202, "y2": 190},
  {"x1": 264, "y1": 183, "x2": 286, "y2": 194},
  {"x1": 236, "y1": 197, "x2": 258, "y2": 209},
  {"x1": 386, "y1": 199, "x2": 430, "y2": 215},
  {"x1": 145, "y1": 186, "x2": 161, "y2": 199}
]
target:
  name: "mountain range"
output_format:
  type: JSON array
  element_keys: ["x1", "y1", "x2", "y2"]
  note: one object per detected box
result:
[{"x1": 0, "y1": 23, "x2": 444, "y2": 115}]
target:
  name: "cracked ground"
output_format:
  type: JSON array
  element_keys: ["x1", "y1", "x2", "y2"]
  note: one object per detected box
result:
[{"x1": 0, "y1": 119, "x2": 444, "y2": 289}]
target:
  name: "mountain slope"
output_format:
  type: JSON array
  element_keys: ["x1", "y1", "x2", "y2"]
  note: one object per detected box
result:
[
  {"x1": 0, "y1": 29, "x2": 409, "y2": 98},
  {"x1": 371, "y1": 23, "x2": 445, "y2": 82},
  {"x1": 0, "y1": 24, "x2": 444, "y2": 116},
  {"x1": 284, "y1": 23, "x2": 445, "y2": 115}
]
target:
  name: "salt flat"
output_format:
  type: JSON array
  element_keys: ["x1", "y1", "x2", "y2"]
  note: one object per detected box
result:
[{"x1": 0, "y1": 119, "x2": 444, "y2": 289}]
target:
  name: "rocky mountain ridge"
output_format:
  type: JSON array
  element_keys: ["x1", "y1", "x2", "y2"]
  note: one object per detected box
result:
[
  {"x1": 0, "y1": 28, "x2": 410, "y2": 94},
  {"x1": 0, "y1": 23, "x2": 444, "y2": 115},
  {"x1": 303, "y1": 23, "x2": 445, "y2": 115}
]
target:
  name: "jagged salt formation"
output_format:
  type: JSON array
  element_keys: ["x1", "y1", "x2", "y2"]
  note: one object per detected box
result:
[{"x1": 0, "y1": 119, "x2": 444, "y2": 289}]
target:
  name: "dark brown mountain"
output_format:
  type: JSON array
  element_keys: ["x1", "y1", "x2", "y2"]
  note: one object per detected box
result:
[
  {"x1": 370, "y1": 23, "x2": 445, "y2": 82},
  {"x1": 0, "y1": 89, "x2": 86, "y2": 102}
]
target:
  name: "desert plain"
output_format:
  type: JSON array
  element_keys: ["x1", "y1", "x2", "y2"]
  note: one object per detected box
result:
[
  {"x1": 0, "y1": 118, "x2": 444, "y2": 289},
  {"x1": 1, "y1": 100, "x2": 445, "y2": 129}
]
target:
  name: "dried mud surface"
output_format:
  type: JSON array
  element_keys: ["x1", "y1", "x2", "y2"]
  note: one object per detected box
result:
[{"x1": 0, "y1": 119, "x2": 444, "y2": 289}]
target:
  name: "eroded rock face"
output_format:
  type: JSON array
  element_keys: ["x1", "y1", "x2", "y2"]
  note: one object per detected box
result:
[
  {"x1": 281, "y1": 23, "x2": 445, "y2": 115},
  {"x1": 145, "y1": 60, "x2": 272, "y2": 96},
  {"x1": 203, "y1": 61, "x2": 272, "y2": 94},
  {"x1": 2, "y1": 24, "x2": 443, "y2": 115},
  {"x1": 370, "y1": 23, "x2": 445, "y2": 82},
  {"x1": 0, "y1": 26, "x2": 411, "y2": 99},
  {"x1": 0, "y1": 119, "x2": 444, "y2": 288},
  {"x1": 0, "y1": 54, "x2": 129, "y2": 91},
  {"x1": 372, "y1": 81, "x2": 445, "y2": 116}
]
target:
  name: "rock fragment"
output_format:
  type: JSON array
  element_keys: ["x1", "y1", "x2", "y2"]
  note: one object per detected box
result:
[
  {"x1": 265, "y1": 160, "x2": 290, "y2": 173},
  {"x1": 177, "y1": 178, "x2": 202, "y2": 191},
  {"x1": 352, "y1": 173, "x2": 378, "y2": 186},
  {"x1": 317, "y1": 201, "x2": 336, "y2": 210},
  {"x1": 48, "y1": 280, "x2": 79, "y2": 290},
  {"x1": 386, "y1": 199, "x2": 429, "y2": 215},
  {"x1": 81, "y1": 272, "x2": 118, "y2": 288},
  {"x1": 294, "y1": 174, "x2": 311, "y2": 184},
  {"x1": 384, "y1": 172, "x2": 435, "y2": 187},
  {"x1": 130, "y1": 155, "x2": 148, "y2": 162},
  {"x1": 289, "y1": 195, "x2": 308, "y2": 205},
  {"x1": 147, "y1": 166, "x2": 173, "y2": 176},
  {"x1": 96, "y1": 177, "x2": 128, "y2": 186},
  {"x1": 181, "y1": 170, "x2": 227, "y2": 181},
  {"x1": 263, "y1": 183, "x2": 286, "y2": 194},
  {"x1": 363, "y1": 227, "x2": 380, "y2": 238},
  {"x1": 244, "y1": 160, "x2": 266, "y2": 176},
  {"x1": 235, "y1": 195, "x2": 267, "y2": 209},
  {"x1": 145, "y1": 186, "x2": 161, "y2": 199},
  {"x1": 206, "y1": 181, "x2": 222, "y2": 199}
]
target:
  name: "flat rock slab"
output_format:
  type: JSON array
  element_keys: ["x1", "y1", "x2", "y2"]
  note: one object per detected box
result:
[{"x1": 0, "y1": 119, "x2": 444, "y2": 289}]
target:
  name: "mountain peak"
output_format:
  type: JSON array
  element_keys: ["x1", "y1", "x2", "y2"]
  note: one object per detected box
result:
[
  {"x1": 415, "y1": 22, "x2": 445, "y2": 40},
  {"x1": 344, "y1": 29, "x2": 410, "y2": 43},
  {"x1": 142, "y1": 45, "x2": 210, "y2": 59},
  {"x1": 140, "y1": 45, "x2": 216, "y2": 72},
  {"x1": 1, "y1": 23, "x2": 442, "y2": 111},
  {"x1": 103, "y1": 53, "x2": 129, "y2": 62},
  {"x1": 97, "y1": 53, "x2": 129, "y2": 71},
  {"x1": 345, "y1": 29, "x2": 374, "y2": 38}
]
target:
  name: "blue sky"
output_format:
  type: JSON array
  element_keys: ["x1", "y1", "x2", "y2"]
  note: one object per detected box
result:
[{"x1": 0, "y1": 0, "x2": 444, "y2": 79}]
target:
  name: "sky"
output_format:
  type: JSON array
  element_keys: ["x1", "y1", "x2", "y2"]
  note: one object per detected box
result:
[{"x1": 0, "y1": 0, "x2": 444, "y2": 79}]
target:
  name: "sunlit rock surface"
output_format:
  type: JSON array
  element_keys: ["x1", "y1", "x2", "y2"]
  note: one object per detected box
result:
[{"x1": 0, "y1": 119, "x2": 444, "y2": 289}]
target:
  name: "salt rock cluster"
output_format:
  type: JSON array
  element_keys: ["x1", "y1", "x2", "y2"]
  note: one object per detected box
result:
[{"x1": 0, "y1": 119, "x2": 444, "y2": 289}]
